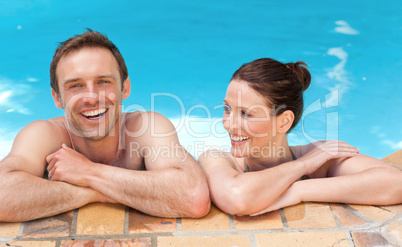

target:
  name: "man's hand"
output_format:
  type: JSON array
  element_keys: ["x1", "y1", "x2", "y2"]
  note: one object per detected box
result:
[{"x1": 46, "y1": 144, "x2": 95, "y2": 187}]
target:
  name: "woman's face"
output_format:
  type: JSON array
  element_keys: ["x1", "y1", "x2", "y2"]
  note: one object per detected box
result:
[{"x1": 223, "y1": 79, "x2": 278, "y2": 158}]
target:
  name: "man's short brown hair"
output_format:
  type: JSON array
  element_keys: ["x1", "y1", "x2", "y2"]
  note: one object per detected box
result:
[{"x1": 50, "y1": 28, "x2": 128, "y2": 94}]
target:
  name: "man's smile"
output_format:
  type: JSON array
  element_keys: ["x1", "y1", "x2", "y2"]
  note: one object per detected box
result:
[{"x1": 81, "y1": 108, "x2": 108, "y2": 120}]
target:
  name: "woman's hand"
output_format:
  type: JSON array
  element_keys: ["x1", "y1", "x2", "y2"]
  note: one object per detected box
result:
[{"x1": 298, "y1": 141, "x2": 359, "y2": 175}]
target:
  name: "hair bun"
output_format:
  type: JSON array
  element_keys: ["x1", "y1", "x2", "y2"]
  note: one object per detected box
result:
[{"x1": 286, "y1": 61, "x2": 311, "y2": 91}]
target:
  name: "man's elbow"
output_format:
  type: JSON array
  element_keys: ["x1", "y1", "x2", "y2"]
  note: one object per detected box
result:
[
  {"x1": 184, "y1": 182, "x2": 211, "y2": 218},
  {"x1": 0, "y1": 205, "x2": 17, "y2": 222}
]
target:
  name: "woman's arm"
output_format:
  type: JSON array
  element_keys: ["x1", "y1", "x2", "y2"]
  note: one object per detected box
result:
[
  {"x1": 198, "y1": 141, "x2": 359, "y2": 216},
  {"x1": 252, "y1": 153, "x2": 402, "y2": 216}
]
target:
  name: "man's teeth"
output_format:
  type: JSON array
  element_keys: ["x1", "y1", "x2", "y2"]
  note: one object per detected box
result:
[
  {"x1": 82, "y1": 108, "x2": 107, "y2": 117},
  {"x1": 231, "y1": 136, "x2": 250, "y2": 142}
]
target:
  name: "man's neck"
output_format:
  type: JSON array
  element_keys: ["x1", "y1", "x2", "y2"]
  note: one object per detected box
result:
[{"x1": 69, "y1": 126, "x2": 121, "y2": 165}]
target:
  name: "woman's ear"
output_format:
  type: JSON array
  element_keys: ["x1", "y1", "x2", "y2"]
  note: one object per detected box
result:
[
  {"x1": 276, "y1": 110, "x2": 294, "y2": 134},
  {"x1": 122, "y1": 77, "x2": 131, "y2": 99},
  {"x1": 51, "y1": 89, "x2": 64, "y2": 109}
]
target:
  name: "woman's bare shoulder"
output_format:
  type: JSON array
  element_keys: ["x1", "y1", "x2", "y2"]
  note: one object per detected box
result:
[{"x1": 198, "y1": 150, "x2": 244, "y2": 173}]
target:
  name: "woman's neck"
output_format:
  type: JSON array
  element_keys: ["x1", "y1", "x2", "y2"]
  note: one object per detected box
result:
[{"x1": 245, "y1": 136, "x2": 293, "y2": 171}]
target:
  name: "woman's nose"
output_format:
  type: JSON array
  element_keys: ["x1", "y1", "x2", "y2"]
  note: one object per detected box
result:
[{"x1": 223, "y1": 112, "x2": 239, "y2": 132}]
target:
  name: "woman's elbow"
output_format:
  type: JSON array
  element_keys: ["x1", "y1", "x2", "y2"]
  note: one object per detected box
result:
[{"x1": 214, "y1": 186, "x2": 255, "y2": 216}]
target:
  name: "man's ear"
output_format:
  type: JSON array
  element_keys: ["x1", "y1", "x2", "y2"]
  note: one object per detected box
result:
[
  {"x1": 51, "y1": 89, "x2": 64, "y2": 109},
  {"x1": 122, "y1": 77, "x2": 131, "y2": 99},
  {"x1": 276, "y1": 110, "x2": 294, "y2": 134}
]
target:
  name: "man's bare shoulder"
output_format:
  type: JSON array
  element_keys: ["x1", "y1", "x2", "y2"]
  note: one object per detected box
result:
[
  {"x1": 3, "y1": 117, "x2": 70, "y2": 175},
  {"x1": 123, "y1": 111, "x2": 176, "y2": 135},
  {"x1": 10, "y1": 117, "x2": 72, "y2": 157}
]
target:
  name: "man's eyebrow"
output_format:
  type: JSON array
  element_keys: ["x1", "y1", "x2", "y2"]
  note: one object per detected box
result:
[
  {"x1": 63, "y1": 78, "x2": 80, "y2": 85},
  {"x1": 98, "y1": 74, "x2": 117, "y2": 80}
]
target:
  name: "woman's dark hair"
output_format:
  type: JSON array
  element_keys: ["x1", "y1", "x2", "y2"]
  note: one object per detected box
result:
[
  {"x1": 231, "y1": 58, "x2": 311, "y2": 131},
  {"x1": 50, "y1": 28, "x2": 128, "y2": 94}
]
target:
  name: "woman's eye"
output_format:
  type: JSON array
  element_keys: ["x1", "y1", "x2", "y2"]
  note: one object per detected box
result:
[
  {"x1": 223, "y1": 105, "x2": 231, "y2": 113},
  {"x1": 241, "y1": 111, "x2": 251, "y2": 117}
]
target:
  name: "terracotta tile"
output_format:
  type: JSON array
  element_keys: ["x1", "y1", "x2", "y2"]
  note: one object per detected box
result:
[
  {"x1": 76, "y1": 203, "x2": 125, "y2": 235},
  {"x1": 284, "y1": 202, "x2": 337, "y2": 229},
  {"x1": 348, "y1": 204, "x2": 395, "y2": 223},
  {"x1": 128, "y1": 208, "x2": 176, "y2": 233},
  {"x1": 0, "y1": 222, "x2": 21, "y2": 238},
  {"x1": 158, "y1": 235, "x2": 250, "y2": 247},
  {"x1": 381, "y1": 149, "x2": 402, "y2": 168},
  {"x1": 379, "y1": 204, "x2": 402, "y2": 213},
  {"x1": 255, "y1": 232, "x2": 350, "y2": 247},
  {"x1": 61, "y1": 238, "x2": 151, "y2": 247},
  {"x1": 352, "y1": 232, "x2": 392, "y2": 247},
  {"x1": 330, "y1": 204, "x2": 367, "y2": 227},
  {"x1": 387, "y1": 218, "x2": 402, "y2": 246},
  {"x1": 233, "y1": 210, "x2": 283, "y2": 230},
  {"x1": 181, "y1": 204, "x2": 230, "y2": 232},
  {"x1": 22, "y1": 211, "x2": 73, "y2": 238},
  {"x1": 5, "y1": 241, "x2": 56, "y2": 247}
]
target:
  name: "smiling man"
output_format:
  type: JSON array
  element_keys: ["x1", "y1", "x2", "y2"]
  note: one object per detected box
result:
[{"x1": 0, "y1": 29, "x2": 210, "y2": 222}]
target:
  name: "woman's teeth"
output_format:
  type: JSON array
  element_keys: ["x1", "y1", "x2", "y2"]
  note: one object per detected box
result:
[{"x1": 231, "y1": 135, "x2": 250, "y2": 142}]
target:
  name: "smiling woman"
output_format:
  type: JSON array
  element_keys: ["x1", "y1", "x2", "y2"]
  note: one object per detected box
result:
[{"x1": 198, "y1": 57, "x2": 402, "y2": 216}]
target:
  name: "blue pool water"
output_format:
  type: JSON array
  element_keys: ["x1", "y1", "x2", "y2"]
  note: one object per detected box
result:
[{"x1": 0, "y1": 0, "x2": 401, "y2": 159}]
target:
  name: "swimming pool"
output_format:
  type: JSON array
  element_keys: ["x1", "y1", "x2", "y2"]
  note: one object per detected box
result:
[{"x1": 0, "y1": 0, "x2": 401, "y2": 159}]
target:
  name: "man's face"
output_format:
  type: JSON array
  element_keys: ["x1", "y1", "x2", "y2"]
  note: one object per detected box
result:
[{"x1": 52, "y1": 47, "x2": 130, "y2": 141}]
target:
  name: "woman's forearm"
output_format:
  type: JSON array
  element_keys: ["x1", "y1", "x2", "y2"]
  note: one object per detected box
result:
[{"x1": 299, "y1": 167, "x2": 402, "y2": 205}]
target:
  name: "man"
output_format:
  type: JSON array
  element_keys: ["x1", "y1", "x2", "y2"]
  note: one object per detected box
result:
[{"x1": 0, "y1": 30, "x2": 210, "y2": 222}]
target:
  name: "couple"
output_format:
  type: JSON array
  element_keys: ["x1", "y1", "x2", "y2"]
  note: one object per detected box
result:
[{"x1": 0, "y1": 30, "x2": 400, "y2": 222}]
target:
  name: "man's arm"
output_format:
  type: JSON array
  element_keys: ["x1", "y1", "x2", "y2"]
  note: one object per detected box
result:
[
  {"x1": 48, "y1": 112, "x2": 210, "y2": 218},
  {"x1": 0, "y1": 121, "x2": 108, "y2": 222}
]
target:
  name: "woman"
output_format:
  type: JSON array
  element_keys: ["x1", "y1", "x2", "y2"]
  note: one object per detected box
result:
[{"x1": 199, "y1": 58, "x2": 402, "y2": 216}]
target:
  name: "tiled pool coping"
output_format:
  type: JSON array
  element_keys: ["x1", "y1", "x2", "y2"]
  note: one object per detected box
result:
[{"x1": 1, "y1": 150, "x2": 401, "y2": 247}]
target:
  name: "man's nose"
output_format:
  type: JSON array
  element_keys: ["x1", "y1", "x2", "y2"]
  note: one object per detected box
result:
[{"x1": 81, "y1": 84, "x2": 99, "y2": 104}]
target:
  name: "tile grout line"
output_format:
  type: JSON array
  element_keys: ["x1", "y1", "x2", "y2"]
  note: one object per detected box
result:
[
  {"x1": 344, "y1": 204, "x2": 377, "y2": 224},
  {"x1": 55, "y1": 239, "x2": 61, "y2": 247},
  {"x1": 176, "y1": 218, "x2": 182, "y2": 232},
  {"x1": 18, "y1": 222, "x2": 24, "y2": 238},
  {"x1": 70, "y1": 209, "x2": 79, "y2": 237},
  {"x1": 279, "y1": 209, "x2": 289, "y2": 230},
  {"x1": 248, "y1": 233, "x2": 257, "y2": 247},
  {"x1": 330, "y1": 204, "x2": 356, "y2": 246},
  {"x1": 345, "y1": 230, "x2": 356, "y2": 247},
  {"x1": 124, "y1": 207, "x2": 129, "y2": 234},
  {"x1": 151, "y1": 236, "x2": 157, "y2": 247},
  {"x1": 228, "y1": 214, "x2": 236, "y2": 230},
  {"x1": 329, "y1": 203, "x2": 343, "y2": 228}
]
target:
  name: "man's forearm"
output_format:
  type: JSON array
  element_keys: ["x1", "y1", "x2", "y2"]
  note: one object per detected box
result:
[
  {"x1": 0, "y1": 171, "x2": 97, "y2": 222},
  {"x1": 85, "y1": 164, "x2": 209, "y2": 218}
]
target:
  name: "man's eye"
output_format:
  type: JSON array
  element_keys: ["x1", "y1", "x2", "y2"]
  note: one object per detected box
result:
[
  {"x1": 70, "y1": 84, "x2": 81, "y2": 88},
  {"x1": 99, "y1": 80, "x2": 109, "y2": 84}
]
